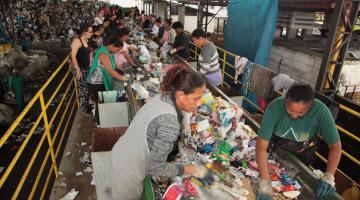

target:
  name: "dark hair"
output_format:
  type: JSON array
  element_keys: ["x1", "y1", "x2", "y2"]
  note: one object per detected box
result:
[
  {"x1": 88, "y1": 40, "x2": 98, "y2": 49},
  {"x1": 191, "y1": 29, "x2": 206, "y2": 38},
  {"x1": 161, "y1": 65, "x2": 205, "y2": 95},
  {"x1": 155, "y1": 18, "x2": 161, "y2": 23},
  {"x1": 164, "y1": 19, "x2": 172, "y2": 25},
  {"x1": 118, "y1": 28, "x2": 130, "y2": 37},
  {"x1": 285, "y1": 83, "x2": 314, "y2": 104},
  {"x1": 172, "y1": 21, "x2": 183, "y2": 29},
  {"x1": 104, "y1": 17, "x2": 110, "y2": 22},
  {"x1": 92, "y1": 25, "x2": 101, "y2": 33},
  {"x1": 77, "y1": 24, "x2": 91, "y2": 35},
  {"x1": 107, "y1": 36, "x2": 124, "y2": 47}
]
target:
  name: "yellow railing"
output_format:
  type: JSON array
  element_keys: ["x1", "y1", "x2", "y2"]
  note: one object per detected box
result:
[
  {"x1": 188, "y1": 40, "x2": 360, "y2": 183},
  {"x1": 0, "y1": 54, "x2": 79, "y2": 199}
]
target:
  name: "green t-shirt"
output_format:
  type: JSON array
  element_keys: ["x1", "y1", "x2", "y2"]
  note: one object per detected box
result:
[{"x1": 258, "y1": 97, "x2": 340, "y2": 145}]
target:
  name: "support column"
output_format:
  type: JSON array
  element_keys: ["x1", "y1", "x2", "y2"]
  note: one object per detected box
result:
[
  {"x1": 153, "y1": 1, "x2": 168, "y2": 20},
  {"x1": 287, "y1": 28, "x2": 298, "y2": 38},
  {"x1": 177, "y1": 5, "x2": 185, "y2": 24},
  {"x1": 197, "y1": 3, "x2": 204, "y2": 29}
]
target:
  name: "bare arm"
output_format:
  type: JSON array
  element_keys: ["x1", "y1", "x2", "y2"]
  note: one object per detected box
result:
[
  {"x1": 326, "y1": 141, "x2": 342, "y2": 175},
  {"x1": 99, "y1": 53, "x2": 124, "y2": 81},
  {"x1": 128, "y1": 45, "x2": 140, "y2": 52},
  {"x1": 256, "y1": 137, "x2": 271, "y2": 180},
  {"x1": 122, "y1": 52, "x2": 134, "y2": 65}
]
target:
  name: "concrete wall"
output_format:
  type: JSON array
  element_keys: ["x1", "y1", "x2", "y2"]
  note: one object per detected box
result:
[
  {"x1": 268, "y1": 45, "x2": 322, "y2": 87},
  {"x1": 340, "y1": 61, "x2": 360, "y2": 85}
]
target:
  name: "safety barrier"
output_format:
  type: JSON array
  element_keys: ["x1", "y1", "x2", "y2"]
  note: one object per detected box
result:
[
  {"x1": 188, "y1": 39, "x2": 360, "y2": 185},
  {"x1": 0, "y1": 54, "x2": 79, "y2": 199}
]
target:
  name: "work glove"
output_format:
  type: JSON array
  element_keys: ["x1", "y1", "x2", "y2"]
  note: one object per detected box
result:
[
  {"x1": 170, "y1": 48, "x2": 177, "y2": 54},
  {"x1": 256, "y1": 180, "x2": 274, "y2": 200},
  {"x1": 193, "y1": 165, "x2": 215, "y2": 186},
  {"x1": 315, "y1": 172, "x2": 336, "y2": 200}
]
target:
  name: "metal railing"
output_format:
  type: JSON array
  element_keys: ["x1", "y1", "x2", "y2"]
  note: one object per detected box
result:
[
  {"x1": 0, "y1": 54, "x2": 79, "y2": 199},
  {"x1": 339, "y1": 84, "x2": 360, "y2": 102},
  {"x1": 187, "y1": 39, "x2": 360, "y2": 185}
]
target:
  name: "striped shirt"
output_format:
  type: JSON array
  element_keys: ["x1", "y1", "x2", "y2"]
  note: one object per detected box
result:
[
  {"x1": 88, "y1": 59, "x2": 104, "y2": 84},
  {"x1": 146, "y1": 95, "x2": 184, "y2": 177},
  {"x1": 198, "y1": 41, "x2": 220, "y2": 75}
]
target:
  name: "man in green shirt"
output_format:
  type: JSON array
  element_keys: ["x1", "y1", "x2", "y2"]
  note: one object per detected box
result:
[{"x1": 256, "y1": 83, "x2": 342, "y2": 200}]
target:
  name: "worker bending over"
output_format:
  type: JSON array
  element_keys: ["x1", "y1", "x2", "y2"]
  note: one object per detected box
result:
[
  {"x1": 256, "y1": 83, "x2": 341, "y2": 200},
  {"x1": 106, "y1": 65, "x2": 214, "y2": 199}
]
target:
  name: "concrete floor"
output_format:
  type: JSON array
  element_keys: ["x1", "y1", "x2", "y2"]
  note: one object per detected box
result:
[{"x1": 49, "y1": 111, "x2": 97, "y2": 200}]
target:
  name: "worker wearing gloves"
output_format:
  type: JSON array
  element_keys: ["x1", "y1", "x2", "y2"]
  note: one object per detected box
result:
[
  {"x1": 169, "y1": 21, "x2": 190, "y2": 60},
  {"x1": 191, "y1": 29, "x2": 222, "y2": 86},
  {"x1": 256, "y1": 83, "x2": 341, "y2": 200},
  {"x1": 106, "y1": 65, "x2": 214, "y2": 199}
]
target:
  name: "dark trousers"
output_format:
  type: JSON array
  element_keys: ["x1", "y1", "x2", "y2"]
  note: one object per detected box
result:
[{"x1": 87, "y1": 82, "x2": 105, "y2": 125}]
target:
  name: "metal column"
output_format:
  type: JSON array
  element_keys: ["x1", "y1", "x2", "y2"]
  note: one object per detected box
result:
[
  {"x1": 316, "y1": 0, "x2": 360, "y2": 95},
  {"x1": 205, "y1": 0, "x2": 209, "y2": 33}
]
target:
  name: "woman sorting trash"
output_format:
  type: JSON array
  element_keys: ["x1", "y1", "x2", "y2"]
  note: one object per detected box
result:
[
  {"x1": 160, "y1": 19, "x2": 176, "y2": 55},
  {"x1": 104, "y1": 65, "x2": 215, "y2": 199},
  {"x1": 87, "y1": 37, "x2": 129, "y2": 126}
]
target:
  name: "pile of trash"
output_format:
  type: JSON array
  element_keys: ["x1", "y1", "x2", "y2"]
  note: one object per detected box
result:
[
  {"x1": 151, "y1": 90, "x2": 303, "y2": 200},
  {"x1": 0, "y1": 48, "x2": 50, "y2": 78},
  {"x1": 125, "y1": 42, "x2": 172, "y2": 101}
]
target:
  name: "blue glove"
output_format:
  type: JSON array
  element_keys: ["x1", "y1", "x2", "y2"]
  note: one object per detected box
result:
[
  {"x1": 256, "y1": 180, "x2": 274, "y2": 200},
  {"x1": 199, "y1": 170, "x2": 215, "y2": 186},
  {"x1": 315, "y1": 172, "x2": 336, "y2": 199},
  {"x1": 256, "y1": 193, "x2": 274, "y2": 200},
  {"x1": 193, "y1": 165, "x2": 215, "y2": 186},
  {"x1": 315, "y1": 180, "x2": 336, "y2": 199}
]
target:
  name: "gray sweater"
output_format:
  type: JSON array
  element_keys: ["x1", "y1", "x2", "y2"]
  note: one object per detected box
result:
[{"x1": 146, "y1": 95, "x2": 184, "y2": 177}]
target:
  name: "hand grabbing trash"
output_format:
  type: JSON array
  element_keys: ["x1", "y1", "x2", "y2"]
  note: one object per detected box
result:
[
  {"x1": 315, "y1": 172, "x2": 336, "y2": 199},
  {"x1": 256, "y1": 180, "x2": 274, "y2": 200},
  {"x1": 192, "y1": 165, "x2": 215, "y2": 186}
]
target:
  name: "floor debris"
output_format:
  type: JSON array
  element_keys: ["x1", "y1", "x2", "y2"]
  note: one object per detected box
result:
[
  {"x1": 59, "y1": 189, "x2": 79, "y2": 200},
  {"x1": 75, "y1": 171, "x2": 83, "y2": 176},
  {"x1": 60, "y1": 182, "x2": 68, "y2": 188},
  {"x1": 84, "y1": 166, "x2": 93, "y2": 173}
]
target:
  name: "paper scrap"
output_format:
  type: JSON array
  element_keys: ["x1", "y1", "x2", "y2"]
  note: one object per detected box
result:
[
  {"x1": 283, "y1": 190, "x2": 301, "y2": 198},
  {"x1": 65, "y1": 152, "x2": 71, "y2": 156},
  {"x1": 81, "y1": 142, "x2": 87, "y2": 146},
  {"x1": 84, "y1": 167, "x2": 93, "y2": 173},
  {"x1": 91, "y1": 173, "x2": 95, "y2": 185},
  {"x1": 197, "y1": 119, "x2": 209, "y2": 132},
  {"x1": 76, "y1": 171, "x2": 83, "y2": 176},
  {"x1": 59, "y1": 171, "x2": 63, "y2": 176},
  {"x1": 60, "y1": 189, "x2": 79, "y2": 200}
]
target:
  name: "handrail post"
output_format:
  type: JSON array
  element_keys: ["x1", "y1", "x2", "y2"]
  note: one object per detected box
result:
[
  {"x1": 195, "y1": 45, "x2": 198, "y2": 60},
  {"x1": 39, "y1": 93, "x2": 59, "y2": 178},
  {"x1": 74, "y1": 77, "x2": 80, "y2": 108},
  {"x1": 222, "y1": 51, "x2": 227, "y2": 87}
]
